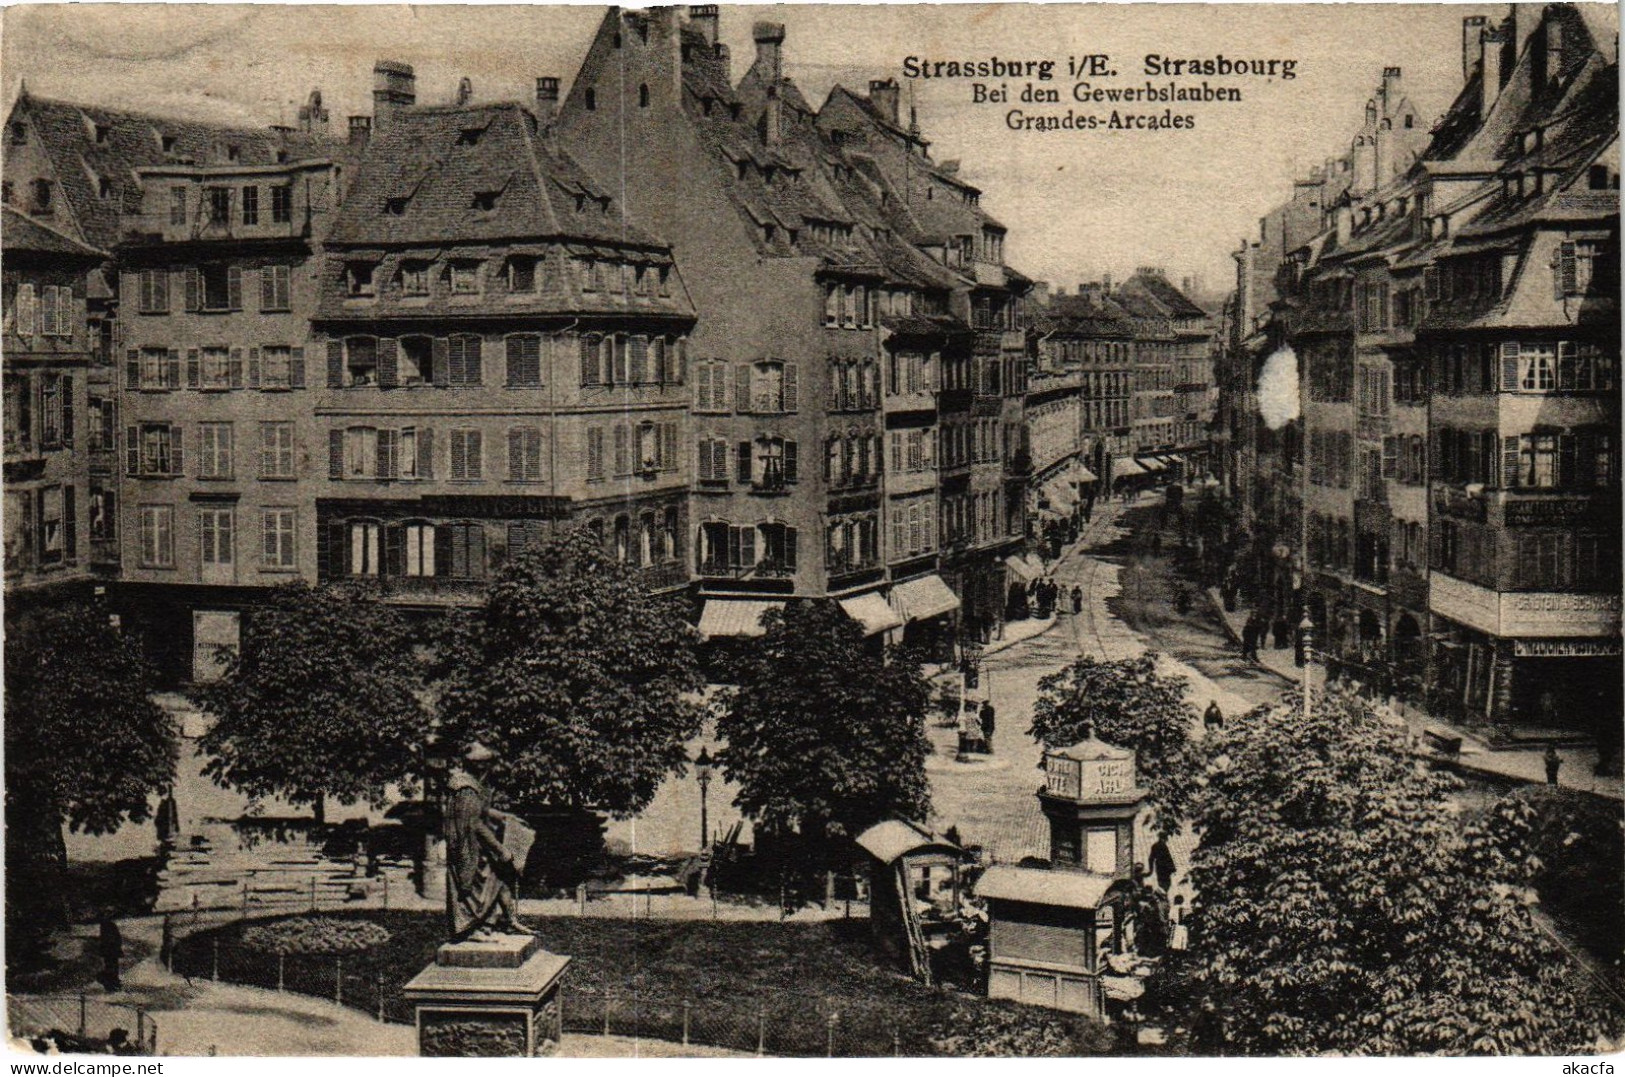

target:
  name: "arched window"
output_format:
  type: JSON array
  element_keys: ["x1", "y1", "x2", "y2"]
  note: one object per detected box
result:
[
  {"x1": 613, "y1": 514, "x2": 631, "y2": 563},
  {"x1": 639, "y1": 513, "x2": 656, "y2": 566},
  {"x1": 662, "y1": 507, "x2": 679, "y2": 562}
]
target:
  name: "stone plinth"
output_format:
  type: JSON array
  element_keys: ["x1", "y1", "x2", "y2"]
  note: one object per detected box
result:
[{"x1": 403, "y1": 935, "x2": 570, "y2": 1057}]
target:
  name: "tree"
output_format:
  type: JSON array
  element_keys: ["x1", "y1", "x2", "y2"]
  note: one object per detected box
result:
[
  {"x1": 4, "y1": 601, "x2": 177, "y2": 955},
  {"x1": 1182, "y1": 684, "x2": 1614, "y2": 1054},
  {"x1": 1029, "y1": 652, "x2": 1199, "y2": 835},
  {"x1": 192, "y1": 582, "x2": 426, "y2": 823},
  {"x1": 716, "y1": 599, "x2": 931, "y2": 854},
  {"x1": 433, "y1": 528, "x2": 705, "y2": 817}
]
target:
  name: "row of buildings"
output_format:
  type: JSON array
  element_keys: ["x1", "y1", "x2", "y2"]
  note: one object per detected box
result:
[
  {"x1": 1217, "y1": 3, "x2": 1619, "y2": 758},
  {"x1": 3, "y1": 4, "x2": 1215, "y2": 683}
]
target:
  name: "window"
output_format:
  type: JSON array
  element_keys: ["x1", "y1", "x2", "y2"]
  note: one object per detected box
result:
[
  {"x1": 138, "y1": 269, "x2": 171, "y2": 314},
  {"x1": 584, "y1": 87, "x2": 596, "y2": 111},
  {"x1": 241, "y1": 185, "x2": 259, "y2": 225},
  {"x1": 585, "y1": 426, "x2": 605, "y2": 482},
  {"x1": 199, "y1": 423, "x2": 234, "y2": 479},
  {"x1": 506, "y1": 334, "x2": 542, "y2": 386},
  {"x1": 258, "y1": 346, "x2": 299, "y2": 390},
  {"x1": 89, "y1": 487, "x2": 115, "y2": 543},
  {"x1": 205, "y1": 187, "x2": 231, "y2": 227},
  {"x1": 200, "y1": 347, "x2": 232, "y2": 390},
  {"x1": 758, "y1": 522, "x2": 798, "y2": 575},
  {"x1": 199, "y1": 508, "x2": 235, "y2": 572},
  {"x1": 128, "y1": 423, "x2": 182, "y2": 476},
  {"x1": 695, "y1": 360, "x2": 730, "y2": 411},
  {"x1": 740, "y1": 360, "x2": 796, "y2": 413},
  {"x1": 400, "y1": 261, "x2": 430, "y2": 297},
  {"x1": 1554, "y1": 240, "x2": 1609, "y2": 298},
  {"x1": 345, "y1": 263, "x2": 376, "y2": 298},
  {"x1": 32, "y1": 179, "x2": 52, "y2": 213},
  {"x1": 134, "y1": 348, "x2": 179, "y2": 391},
  {"x1": 1514, "y1": 343, "x2": 1557, "y2": 391},
  {"x1": 508, "y1": 426, "x2": 543, "y2": 482},
  {"x1": 508, "y1": 257, "x2": 536, "y2": 293},
  {"x1": 9, "y1": 121, "x2": 24, "y2": 144},
  {"x1": 348, "y1": 521, "x2": 381, "y2": 576},
  {"x1": 36, "y1": 486, "x2": 64, "y2": 563},
  {"x1": 698, "y1": 436, "x2": 729, "y2": 483},
  {"x1": 262, "y1": 508, "x2": 296, "y2": 568},
  {"x1": 139, "y1": 505, "x2": 175, "y2": 567},
  {"x1": 471, "y1": 191, "x2": 500, "y2": 212},
  {"x1": 37, "y1": 374, "x2": 63, "y2": 447},
  {"x1": 194, "y1": 264, "x2": 239, "y2": 311},
  {"x1": 443, "y1": 523, "x2": 487, "y2": 579},
  {"x1": 343, "y1": 426, "x2": 378, "y2": 478},
  {"x1": 1556, "y1": 341, "x2": 1616, "y2": 392},
  {"x1": 400, "y1": 523, "x2": 436, "y2": 577},
  {"x1": 259, "y1": 422, "x2": 294, "y2": 478},
  {"x1": 447, "y1": 334, "x2": 483, "y2": 385},
  {"x1": 270, "y1": 186, "x2": 292, "y2": 224},
  {"x1": 260, "y1": 264, "x2": 291, "y2": 311},
  {"x1": 345, "y1": 337, "x2": 378, "y2": 386},
  {"x1": 450, "y1": 429, "x2": 483, "y2": 481},
  {"x1": 448, "y1": 262, "x2": 480, "y2": 295}
]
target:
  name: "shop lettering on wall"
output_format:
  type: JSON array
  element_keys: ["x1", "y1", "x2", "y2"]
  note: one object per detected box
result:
[
  {"x1": 1082, "y1": 759, "x2": 1135, "y2": 796},
  {"x1": 1045, "y1": 755, "x2": 1082, "y2": 799},
  {"x1": 1514, "y1": 638, "x2": 1624, "y2": 657},
  {"x1": 1504, "y1": 499, "x2": 1602, "y2": 527}
]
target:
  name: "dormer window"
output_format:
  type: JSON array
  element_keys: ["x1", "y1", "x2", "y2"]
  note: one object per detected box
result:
[
  {"x1": 729, "y1": 103, "x2": 742, "y2": 121},
  {"x1": 9, "y1": 122, "x2": 25, "y2": 144},
  {"x1": 345, "y1": 263, "x2": 377, "y2": 298},
  {"x1": 737, "y1": 160, "x2": 749, "y2": 181},
  {"x1": 399, "y1": 260, "x2": 430, "y2": 297},
  {"x1": 97, "y1": 176, "x2": 113, "y2": 200},
  {"x1": 448, "y1": 261, "x2": 481, "y2": 295},
  {"x1": 507, "y1": 256, "x2": 537, "y2": 293},
  {"x1": 93, "y1": 123, "x2": 109, "y2": 145},
  {"x1": 226, "y1": 144, "x2": 241, "y2": 162},
  {"x1": 161, "y1": 134, "x2": 177, "y2": 154},
  {"x1": 472, "y1": 190, "x2": 500, "y2": 212},
  {"x1": 457, "y1": 127, "x2": 483, "y2": 146},
  {"x1": 584, "y1": 87, "x2": 596, "y2": 111},
  {"x1": 384, "y1": 196, "x2": 409, "y2": 216}
]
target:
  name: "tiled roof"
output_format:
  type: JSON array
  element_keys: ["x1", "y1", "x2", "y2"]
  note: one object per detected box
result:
[
  {"x1": 1039, "y1": 293, "x2": 1136, "y2": 339},
  {"x1": 328, "y1": 102, "x2": 667, "y2": 250},
  {"x1": 1123, "y1": 272, "x2": 1208, "y2": 320},
  {"x1": 13, "y1": 92, "x2": 350, "y2": 250},
  {"x1": 2, "y1": 205, "x2": 108, "y2": 260}
]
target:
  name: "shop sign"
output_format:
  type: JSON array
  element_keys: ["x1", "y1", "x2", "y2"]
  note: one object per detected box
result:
[
  {"x1": 1429, "y1": 574, "x2": 1501, "y2": 635},
  {"x1": 1514, "y1": 638, "x2": 1624, "y2": 658},
  {"x1": 1504, "y1": 499, "x2": 1604, "y2": 527},
  {"x1": 1502, "y1": 592, "x2": 1621, "y2": 638},
  {"x1": 1082, "y1": 759, "x2": 1136, "y2": 797}
]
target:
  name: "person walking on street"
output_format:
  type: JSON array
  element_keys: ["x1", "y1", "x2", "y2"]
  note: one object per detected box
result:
[
  {"x1": 1241, "y1": 618, "x2": 1259, "y2": 661},
  {"x1": 1545, "y1": 745, "x2": 1563, "y2": 786},
  {"x1": 1072, "y1": 585, "x2": 1083, "y2": 615},
  {"x1": 1148, "y1": 837, "x2": 1176, "y2": 891},
  {"x1": 980, "y1": 699, "x2": 997, "y2": 753},
  {"x1": 97, "y1": 914, "x2": 122, "y2": 992},
  {"x1": 1204, "y1": 700, "x2": 1224, "y2": 732}
]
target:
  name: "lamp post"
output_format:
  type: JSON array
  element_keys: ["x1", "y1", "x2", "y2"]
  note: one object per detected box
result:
[{"x1": 694, "y1": 747, "x2": 714, "y2": 852}]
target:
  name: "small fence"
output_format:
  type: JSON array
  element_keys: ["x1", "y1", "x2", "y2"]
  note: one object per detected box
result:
[{"x1": 7, "y1": 994, "x2": 160, "y2": 1055}]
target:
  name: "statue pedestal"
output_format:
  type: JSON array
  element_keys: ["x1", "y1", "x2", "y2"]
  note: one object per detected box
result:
[{"x1": 403, "y1": 934, "x2": 570, "y2": 1057}]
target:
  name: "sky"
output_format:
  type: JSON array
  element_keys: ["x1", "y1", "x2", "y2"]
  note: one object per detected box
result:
[{"x1": 4, "y1": 2, "x2": 1615, "y2": 297}]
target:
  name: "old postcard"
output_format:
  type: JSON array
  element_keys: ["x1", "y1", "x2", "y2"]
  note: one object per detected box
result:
[{"x1": 2, "y1": 1, "x2": 1620, "y2": 1061}]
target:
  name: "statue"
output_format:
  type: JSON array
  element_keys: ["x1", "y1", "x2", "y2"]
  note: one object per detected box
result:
[{"x1": 446, "y1": 742, "x2": 535, "y2": 940}]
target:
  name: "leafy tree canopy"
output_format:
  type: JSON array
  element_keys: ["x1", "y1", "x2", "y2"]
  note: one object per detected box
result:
[
  {"x1": 5, "y1": 600, "x2": 178, "y2": 836},
  {"x1": 717, "y1": 599, "x2": 931, "y2": 843},
  {"x1": 1029, "y1": 652, "x2": 1199, "y2": 835},
  {"x1": 193, "y1": 582, "x2": 426, "y2": 818},
  {"x1": 434, "y1": 528, "x2": 705, "y2": 818},
  {"x1": 1184, "y1": 685, "x2": 1614, "y2": 1055}
]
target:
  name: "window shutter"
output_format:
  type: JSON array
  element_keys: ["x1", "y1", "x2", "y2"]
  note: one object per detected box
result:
[
  {"x1": 661, "y1": 423, "x2": 677, "y2": 471},
  {"x1": 431, "y1": 337, "x2": 450, "y2": 387},
  {"x1": 434, "y1": 527, "x2": 454, "y2": 577},
  {"x1": 126, "y1": 349, "x2": 141, "y2": 390},
  {"x1": 1558, "y1": 433, "x2": 1577, "y2": 488},
  {"x1": 586, "y1": 427, "x2": 603, "y2": 481},
  {"x1": 451, "y1": 431, "x2": 468, "y2": 480},
  {"x1": 329, "y1": 429, "x2": 344, "y2": 479},
  {"x1": 289, "y1": 347, "x2": 306, "y2": 388},
  {"x1": 464, "y1": 335, "x2": 483, "y2": 385},
  {"x1": 736, "y1": 365, "x2": 752, "y2": 414},
  {"x1": 227, "y1": 264, "x2": 243, "y2": 310},
  {"x1": 125, "y1": 425, "x2": 139, "y2": 475},
  {"x1": 674, "y1": 338, "x2": 687, "y2": 385},
  {"x1": 737, "y1": 441, "x2": 752, "y2": 485},
  {"x1": 61, "y1": 387, "x2": 73, "y2": 447},
  {"x1": 63, "y1": 486, "x2": 76, "y2": 559},
  {"x1": 169, "y1": 423, "x2": 184, "y2": 476},
  {"x1": 327, "y1": 340, "x2": 345, "y2": 387},
  {"x1": 783, "y1": 440, "x2": 798, "y2": 483},
  {"x1": 418, "y1": 427, "x2": 433, "y2": 479},
  {"x1": 260, "y1": 265, "x2": 274, "y2": 311},
  {"x1": 1481, "y1": 431, "x2": 1498, "y2": 486},
  {"x1": 377, "y1": 337, "x2": 398, "y2": 389},
  {"x1": 247, "y1": 347, "x2": 262, "y2": 389},
  {"x1": 508, "y1": 427, "x2": 524, "y2": 480},
  {"x1": 1556, "y1": 241, "x2": 1577, "y2": 297},
  {"x1": 184, "y1": 267, "x2": 200, "y2": 312},
  {"x1": 229, "y1": 347, "x2": 245, "y2": 389},
  {"x1": 186, "y1": 349, "x2": 202, "y2": 389},
  {"x1": 580, "y1": 336, "x2": 597, "y2": 386},
  {"x1": 1382, "y1": 437, "x2": 1397, "y2": 478},
  {"x1": 784, "y1": 527, "x2": 798, "y2": 569},
  {"x1": 630, "y1": 335, "x2": 648, "y2": 384},
  {"x1": 784, "y1": 362, "x2": 798, "y2": 412},
  {"x1": 614, "y1": 424, "x2": 630, "y2": 476}
]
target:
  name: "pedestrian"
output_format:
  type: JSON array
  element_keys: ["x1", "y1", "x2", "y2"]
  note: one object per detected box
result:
[
  {"x1": 1071, "y1": 586, "x2": 1083, "y2": 615},
  {"x1": 97, "y1": 913, "x2": 122, "y2": 993},
  {"x1": 1148, "y1": 837, "x2": 1176, "y2": 891},
  {"x1": 1150, "y1": 531, "x2": 1162, "y2": 557},
  {"x1": 1204, "y1": 700, "x2": 1224, "y2": 731},
  {"x1": 980, "y1": 699, "x2": 997, "y2": 751},
  {"x1": 1241, "y1": 619, "x2": 1258, "y2": 661},
  {"x1": 1169, "y1": 896, "x2": 1190, "y2": 952},
  {"x1": 159, "y1": 911, "x2": 175, "y2": 971},
  {"x1": 1545, "y1": 745, "x2": 1563, "y2": 786}
]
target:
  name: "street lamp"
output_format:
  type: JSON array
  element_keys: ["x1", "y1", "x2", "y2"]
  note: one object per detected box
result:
[{"x1": 694, "y1": 746, "x2": 714, "y2": 852}]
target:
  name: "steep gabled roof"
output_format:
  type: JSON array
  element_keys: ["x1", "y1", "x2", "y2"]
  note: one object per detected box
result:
[
  {"x1": 327, "y1": 102, "x2": 664, "y2": 249},
  {"x1": 2, "y1": 205, "x2": 108, "y2": 261},
  {"x1": 11, "y1": 91, "x2": 349, "y2": 249},
  {"x1": 1122, "y1": 272, "x2": 1208, "y2": 320}
]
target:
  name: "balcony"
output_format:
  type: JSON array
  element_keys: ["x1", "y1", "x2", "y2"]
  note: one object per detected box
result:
[{"x1": 698, "y1": 557, "x2": 795, "y2": 581}]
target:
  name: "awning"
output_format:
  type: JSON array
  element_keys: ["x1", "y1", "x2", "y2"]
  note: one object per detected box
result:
[
  {"x1": 697, "y1": 599, "x2": 783, "y2": 639},
  {"x1": 889, "y1": 575, "x2": 960, "y2": 623},
  {"x1": 1075, "y1": 465, "x2": 1099, "y2": 484},
  {"x1": 975, "y1": 865, "x2": 1113, "y2": 910},
  {"x1": 1004, "y1": 554, "x2": 1043, "y2": 583},
  {"x1": 1113, "y1": 457, "x2": 1148, "y2": 478},
  {"x1": 1043, "y1": 479, "x2": 1078, "y2": 513},
  {"x1": 1135, "y1": 456, "x2": 1167, "y2": 472},
  {"x1": 840, "y1": 592, "x2": 904, "y2": 636}
]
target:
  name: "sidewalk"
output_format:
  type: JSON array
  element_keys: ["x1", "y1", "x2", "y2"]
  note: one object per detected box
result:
[{"x1": 1204, "y1": 589, "x2": 1623, "y2": 801}]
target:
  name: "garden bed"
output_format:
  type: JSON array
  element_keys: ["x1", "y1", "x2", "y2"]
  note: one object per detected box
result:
[{"x1": 172, "y1": 912, "x2": 1119, "y2": 1056}]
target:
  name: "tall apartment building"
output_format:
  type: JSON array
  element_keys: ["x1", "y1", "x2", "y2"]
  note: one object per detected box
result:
[
  {"x1": 1119, "y1": 267, "x2": 1217, "y2": 472},
  {"x1": 1033, "y1": 287, "x2": 1137, "y2": 494},
  {"x1": 312, "y1": 68, "x2": 697, "y2": 610},
  {"x1": 3, "y1": 207, "x2": 106, "y2": 601}
]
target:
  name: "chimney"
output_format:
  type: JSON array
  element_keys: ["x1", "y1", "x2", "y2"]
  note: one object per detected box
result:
[
  {"x1": 1546, "y1": 18, "x2": 1565, "y2": 87},
  {"x1": 1481, "y1": 23, "x2": 1508, "y2": 121},
  {"x1": 754, "y1": 22, "x2": 785, "y2": 144},
  {"x1": 1182, "y1": 276, "x2": 1194, "y2": 296},
  {"x1": 535, "y1": 77, "x2": 560, "y2": 122},
  {"x1": 689, "y1": 5, "x2": 719, "y2": 47},
  {"x1": 715, "y1": 43, "x2": 732, "y2": 85},
  {"x1": 1381, "y1": 66, "x2": 1401, "y2": 111},
  {"x1": 373, "y1": 60, "x2": 416, "y2": 133},
  {"x1": 347, "y1": 115, "x2": 371, "y2": 148},
  {"x1": 455, "y1": 77, "x2": 473, "y2": 106},
  {"x1": 869, "y1": 78, "x2": 900, "y2": 126},
  {"x1": 1462, "y1": 16, "x2": 1487, "y2": 80},
  {"x1": 297, "y1": 89, "x2": 329, "y2": 139},
  {"x1": 1102, "y1": 272, "x2": 1113, "y2": 294},
  {"x1": 1335, "y1": 202, "x2": 1353, "y2": 246}
]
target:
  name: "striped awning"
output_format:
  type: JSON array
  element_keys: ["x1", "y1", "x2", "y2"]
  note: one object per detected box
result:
[
  {"x1": 889, "y1": 575, "x2": 960, "y2": 623},
  {"x1": 1113, "y1": 457, "x2": 1147, "y2": 478},
  {"x1": 697, "y1": 600, "x2": 783, "y2": 639},
  {"x1": 1136, "y1": 456, "x2": 1167, "y2": 472},
  {"x1": 1044, "y1": 478, "x2": 1078, "y2": 513},
  {"x1": 840, "y1": 592, "x2": 904, "y2": 636},
  {"x1": 1075, "y1": 465, "x2": 1099, "y2": 484},
  {"x1": 1004, "y1": 554, "x2": 1044, "y2": 583}
]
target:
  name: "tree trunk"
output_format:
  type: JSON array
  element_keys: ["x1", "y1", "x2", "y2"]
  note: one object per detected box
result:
[
  {"x1": 311, "y1": 795, "x2": 326, "y2": 826},
  {"x1": 5, "y1": 806, "x2": 70, "y2": 967}
]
